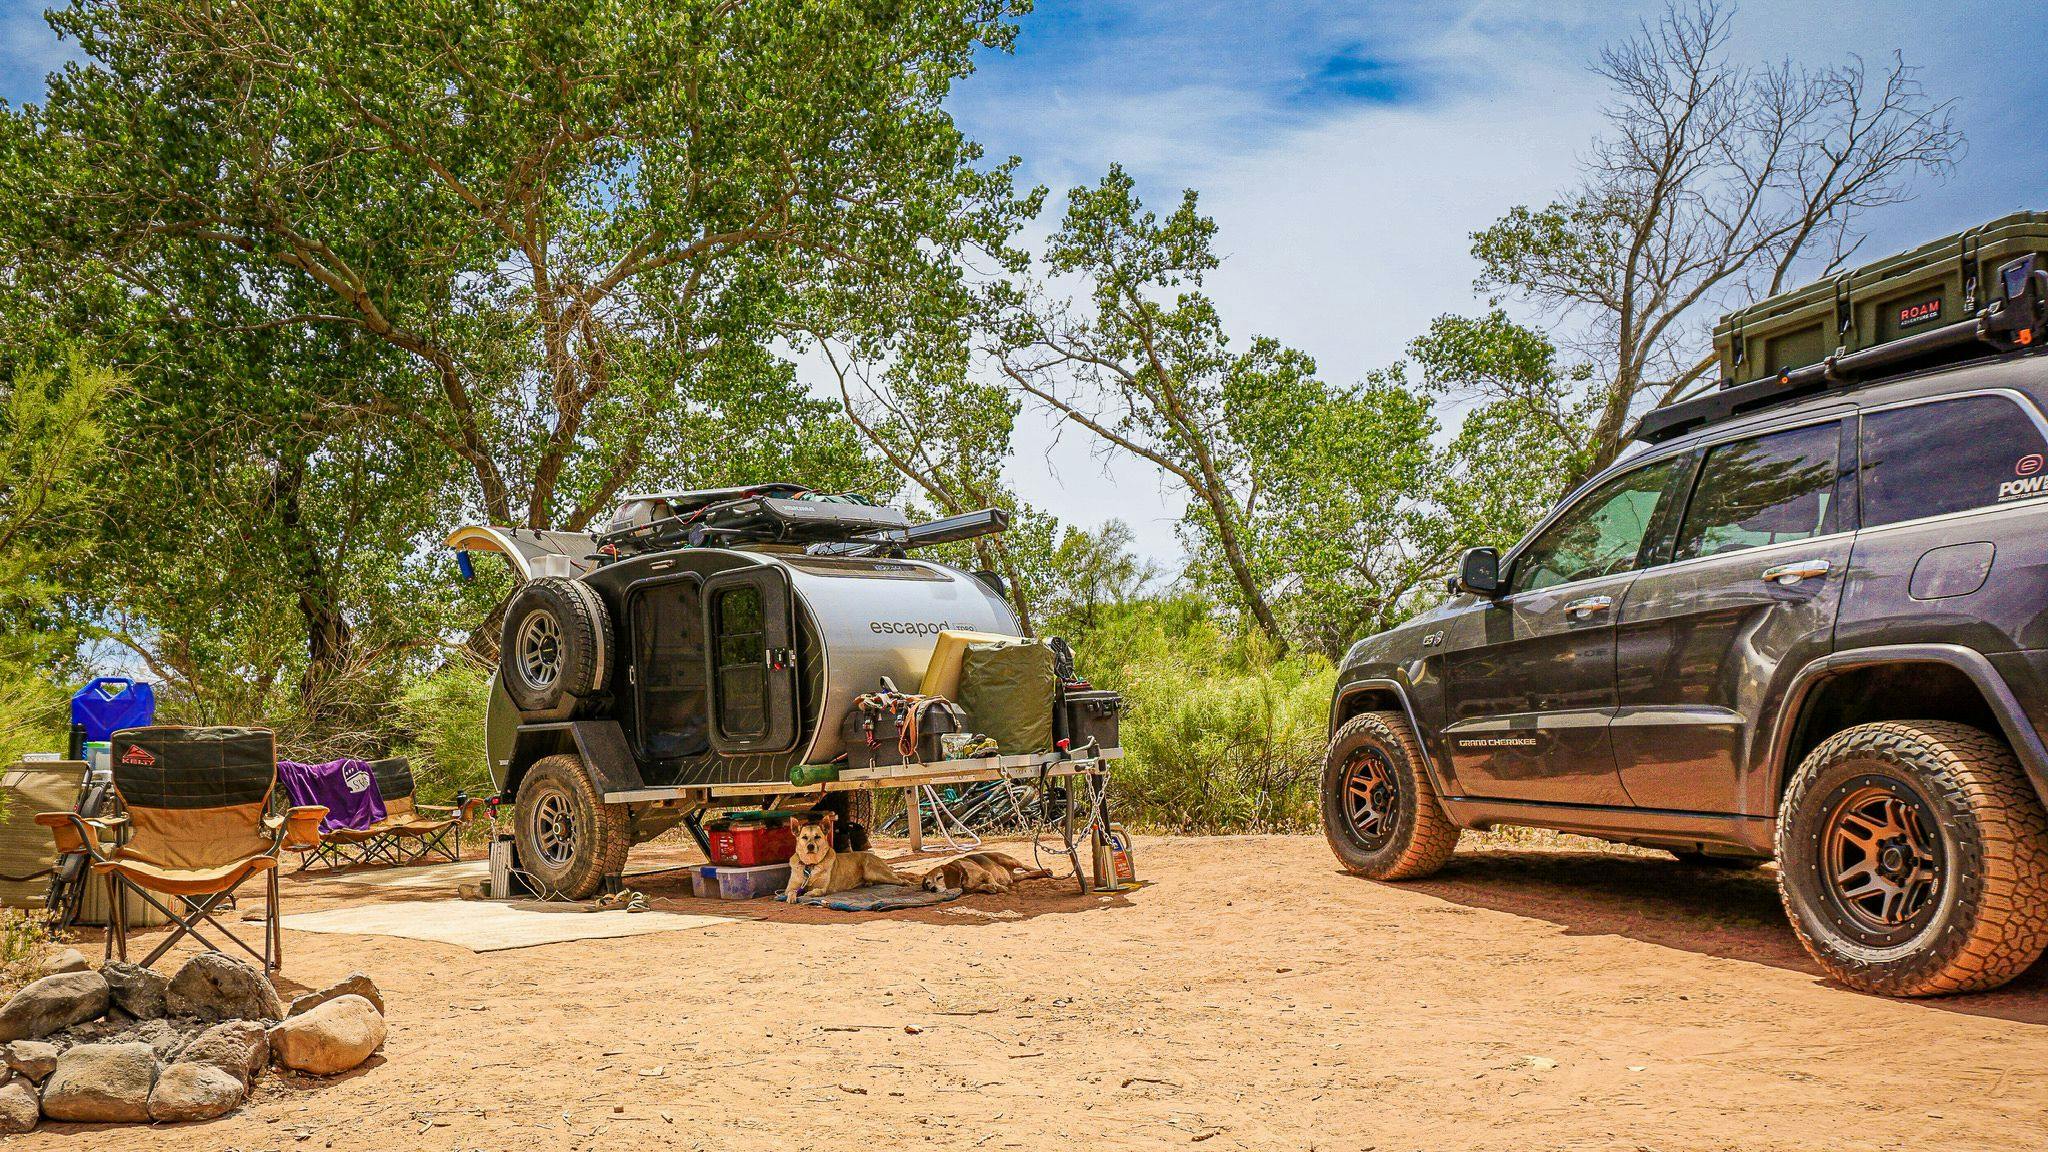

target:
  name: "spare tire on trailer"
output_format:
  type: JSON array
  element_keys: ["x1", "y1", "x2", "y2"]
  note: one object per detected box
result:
[{"x1": 499, "y1": 576, "x2": 611, "y2": 720}]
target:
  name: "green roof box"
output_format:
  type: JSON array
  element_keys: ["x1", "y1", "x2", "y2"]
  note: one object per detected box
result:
[{"x1": 1714, "y1": 211, "x2": 2048, "y2": 389}]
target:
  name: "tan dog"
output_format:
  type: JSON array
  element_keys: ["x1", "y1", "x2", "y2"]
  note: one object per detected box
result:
[
  {"x1": 784, "y1": 813, "x2": 907, "y2": 901},
  {"x1": 919, "y1": 850, "x2": 1052, "y2": 895}
]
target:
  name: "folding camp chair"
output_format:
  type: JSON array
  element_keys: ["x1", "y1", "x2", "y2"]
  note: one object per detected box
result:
[
  {"x1": 283, "y1": 757, "x2": 477, "y2": 871},
  {"x1": 38, "y1": 726, "x2": 325, "y2": 972},
  {"x1": 370, "y1": 758, "x2": 481, "y2": 865}
]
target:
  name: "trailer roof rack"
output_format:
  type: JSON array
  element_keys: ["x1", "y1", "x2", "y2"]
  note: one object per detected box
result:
[{"x1": 594, "y1": 484, "x2": 1009, "y2": 559}]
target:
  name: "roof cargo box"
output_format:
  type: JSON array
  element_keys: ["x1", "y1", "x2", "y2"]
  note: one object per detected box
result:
[{"x1": 1714, "y1": 212, "x2": 2048, "y2": 390}]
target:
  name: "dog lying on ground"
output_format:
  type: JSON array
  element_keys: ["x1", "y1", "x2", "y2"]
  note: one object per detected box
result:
[
  {"x1": 784, "y1": 812, "x2": 908, "y2": 901},
  {"x1": 919, "y1": 850, "x2": 1052, "y2": 895}
]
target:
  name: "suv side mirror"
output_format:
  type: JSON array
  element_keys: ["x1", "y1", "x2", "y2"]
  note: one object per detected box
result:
[{"x1": 1447, "y1": 547, "x2": 1503, "y2": 597}]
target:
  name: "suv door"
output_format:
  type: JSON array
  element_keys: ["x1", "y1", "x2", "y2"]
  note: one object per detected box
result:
[
  {"x1": 1613, "y1": 418, "x2": 1853, "y2": 813},
  {"x1": 701, "y1": 566, "x2": 802, "y2": 755},
  {"x1": 1441, "y1": 455, "x2": 1690, "y2": 805}
]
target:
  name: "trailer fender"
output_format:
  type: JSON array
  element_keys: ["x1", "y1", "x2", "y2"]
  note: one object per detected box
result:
[{"x1": 505, "y1": 720, "x2": 645, "y2": 800}]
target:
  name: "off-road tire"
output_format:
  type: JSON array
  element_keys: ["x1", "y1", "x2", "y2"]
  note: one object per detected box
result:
[
  {"x1": 499, "y1": 577, "x2": 611, "y2": 720},
  {"x1": 1777, "y1": 720, "x2": 2048, "y2": 997},
  {"x1": 1321, "y1": 711, "x2": 1462, "y2": 880},
  {"x1": 513, "y1": 754, "x2": 632, "y2": 900}
]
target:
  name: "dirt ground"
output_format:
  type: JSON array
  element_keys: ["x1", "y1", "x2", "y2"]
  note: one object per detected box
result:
[{"x1": 21, "y1": 831, "x2": 2048, "y2": 1151}]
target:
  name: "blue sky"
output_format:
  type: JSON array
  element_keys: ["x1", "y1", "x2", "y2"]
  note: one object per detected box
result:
[{"x1": 6, "y1": 1, "x2": 2044, "y2": 563}]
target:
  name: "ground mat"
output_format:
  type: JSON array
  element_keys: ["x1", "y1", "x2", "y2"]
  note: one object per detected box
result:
[
  {"x1": 793, "y1": 883, "x2": 960, "y2": 912},
  {"x1": 280, "y1": 898, "x2": 734, "y2": 952}
]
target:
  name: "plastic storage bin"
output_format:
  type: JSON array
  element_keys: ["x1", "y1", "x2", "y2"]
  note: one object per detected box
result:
[{"x1": 715, "y1": 862, "x2": 791, "y2": 900}]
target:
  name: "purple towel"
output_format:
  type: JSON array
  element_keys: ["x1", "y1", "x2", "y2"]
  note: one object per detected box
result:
[{"x1": 277, "y1": 758, "x2": 387, "y2": 833}]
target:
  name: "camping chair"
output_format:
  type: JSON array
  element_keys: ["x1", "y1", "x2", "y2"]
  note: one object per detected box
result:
[
  {"x1": 284, "y1": 757, "x2": 478, "y2": 871},
  {"x1": 279, "y1": 757, "x2": 396, "y2": 872},
  {"x1": 371, "y1": 758, "x2": 480, "y2": 865},
  {"x1": 38, "y1": 726, "x2": 325, "y2": 972},
  {"x1": 1, "y1": 759, "x2": 92, "y2": 920}
]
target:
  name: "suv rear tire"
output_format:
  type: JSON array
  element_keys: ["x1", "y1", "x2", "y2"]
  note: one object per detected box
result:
[
  {"x1": 1321, "y1": 711, "x2": 1461, "y2": 880},
  {"x1": 513, "y1": 754, "x2": 631, "y2": 900},
  {"x1": 1776, "y1": 720, "x2": 2048, "y2": 996},
  {"x1": 499, "y1": 577, "x2": 611, "y2": 720}
]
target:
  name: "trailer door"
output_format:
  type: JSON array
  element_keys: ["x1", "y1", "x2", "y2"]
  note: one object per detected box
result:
[{"x1": 701, "y1": 566, "x2": 801, "y2": 755}]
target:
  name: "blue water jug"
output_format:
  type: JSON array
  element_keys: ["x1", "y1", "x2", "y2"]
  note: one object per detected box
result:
[{"x1": 70, "y1": 678, "x2": 157, "y2": 744}]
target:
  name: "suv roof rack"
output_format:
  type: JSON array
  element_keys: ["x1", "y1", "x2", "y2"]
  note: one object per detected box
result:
[{"x1": 1631, "y1": 213, "x2": 2048, "y2": 446}]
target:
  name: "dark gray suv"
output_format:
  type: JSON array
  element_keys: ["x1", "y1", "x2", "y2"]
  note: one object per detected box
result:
[{"x1": 1325, "y1": 348, "x2": 2048, "y2": 996}]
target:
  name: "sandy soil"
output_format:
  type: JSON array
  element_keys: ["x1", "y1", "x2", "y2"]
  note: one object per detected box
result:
[{"x1": 21, "y1": 832, "x2": 2048, "y2": 1151}]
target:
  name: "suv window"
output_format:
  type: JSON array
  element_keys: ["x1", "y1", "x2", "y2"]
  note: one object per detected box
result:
[
  {"x1": 1511, "y1": 456, "x2": 1688, "y2": 594},
  {"x1": 1675, "y1": 423, "x2": 1839, "y2": 561},
  {"x1": 1861, "y1": 395, "x2": 2048, "y2": 527}
]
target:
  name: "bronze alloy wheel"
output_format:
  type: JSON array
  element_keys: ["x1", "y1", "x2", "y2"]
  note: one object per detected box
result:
[
  {"x1": 1341, "y1": 746, "x2": 1400, "y2": 852},
  {"x1": 1819, "y1": 775, "x2": 1944, "y2": 945},
  {"x1": 1777, "y1": 720, "x2": 2048, "y2": 996},
  {"x1": 1320, "y1": 711, "x2": 1461, "y2": 880}
]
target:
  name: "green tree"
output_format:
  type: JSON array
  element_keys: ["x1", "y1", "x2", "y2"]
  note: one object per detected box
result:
[
  {"x1": 1410, "y1": 311, "x2": 1595, "y2": 553},
  {"x1": 999, "y1": 166, "x2": 1295, "y2": 651},
  {"x1": 20, "y1": 0, "x2": 1036, "y2": 530},
  {"x1": 0, "y1": 352, "x2": 115, "y2": 761},
  {"x1": 1471, "y1": 0, "x2": 1960, "y2": 481}
]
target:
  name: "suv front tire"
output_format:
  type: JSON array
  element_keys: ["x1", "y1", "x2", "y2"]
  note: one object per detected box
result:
[
  {"x1": 1777, "y1": 720, "x2": 2048, "y2": 996},
  {"x1": 1321, "y1": 711, "x2": 1461, "y2": 880}
]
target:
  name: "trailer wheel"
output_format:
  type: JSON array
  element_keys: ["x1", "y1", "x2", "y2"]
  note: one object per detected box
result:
[
  {"x1": 500, "y1": 577, "x2": 611, "y2": 720},
  {"x1": 1321, "y1": 711, "x2": 1461, "y2": 880},
  {"x1": 514, "y1": 754, "x2": 631, "y2": 900}
]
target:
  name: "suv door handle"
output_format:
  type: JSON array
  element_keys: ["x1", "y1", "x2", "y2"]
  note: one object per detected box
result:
[
  {"x1": 1563, "y1": 594, "x2": 1613, "y2": 620},
  {"x1": 1761, "y1": 559, "x2": 1832, "y2": 586}
]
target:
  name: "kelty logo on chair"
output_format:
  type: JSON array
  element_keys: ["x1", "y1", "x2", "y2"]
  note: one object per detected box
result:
[{"x1": 119, "y1": 745, "x2": 156, "y2": 766}]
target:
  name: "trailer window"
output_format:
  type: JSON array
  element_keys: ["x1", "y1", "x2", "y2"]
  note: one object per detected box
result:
[
  {"x1": 630, "y1": 580, "x2": 708, "y2": 760},
  {"x1": 1860, "y1": 396, "x2": 2048, "y2": 527},
  {"x1": 710, "y1": 584, "x2": 768, "y2": 739}
]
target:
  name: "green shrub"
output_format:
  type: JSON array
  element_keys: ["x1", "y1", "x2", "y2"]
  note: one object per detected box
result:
[
  {"x1": 390, "y1": 658, "x2": 496, "y2": 802},
  {"x1": 1058, "y1": 597, "x2": 1336, "y2": 834}
]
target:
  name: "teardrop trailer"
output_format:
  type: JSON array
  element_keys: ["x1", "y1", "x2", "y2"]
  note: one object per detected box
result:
[{"x1": 448, "y1": 485, "x2": 1126, "y2": 900}]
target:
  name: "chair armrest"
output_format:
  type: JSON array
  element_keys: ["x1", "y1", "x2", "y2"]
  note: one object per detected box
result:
[
  {"x1": 418, "y1": 798, "x2": 485, "y2": 821},
  {"x1": 270, "y1": 806, "x2": 328, "y2": 850},
  {"x1": 35, "y1": 812, "x2": 124, "y2": 860}
]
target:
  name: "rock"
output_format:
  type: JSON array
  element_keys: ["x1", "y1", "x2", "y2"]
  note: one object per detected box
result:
[
  {"x1": 39, "y1": 1041, "x2": 157, "y2": 1123},
  {"x1": 101, "y1": 961, "x2": 170, "y2": 1020},
  {"x1": 0, "y1": 1079, "x2": 36, "y2": 1134},
  {"x1": 148, "y1": 1061, "x2": 245, "y2": 1123},
  {"x1": 287, "y1": 973, "x2": 384, "y2": 1018},
  {"x1": 126, "y1": 1017, "x2": 193, "y2": 1061},
  {"x1": 268, "y1": 995, "x2": 384, "y2": 1076},
  {"x1": 3, "y1": 1040, "x2": 59, "y2": 1083},
  {"x1": 0, "y1": 971, "x2": 110, "y2": 1042},
  {"x1": 165, "y1": 953, "x2": 284, "y2": 1023},
  {"x1": 45, "y1": 948, "x2": 90, "y2": 975},
  {"x1": 178, "y1": 1020, "x2": 267, "y2": 1086}
]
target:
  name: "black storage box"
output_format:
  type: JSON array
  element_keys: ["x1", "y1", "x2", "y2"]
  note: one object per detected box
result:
[
  {"x1": 842, "y1": 700, "x2": 967, "y2": 770},
  {"x1": 1060, "y1": 689, "x2": 1123, "y2": 752}
]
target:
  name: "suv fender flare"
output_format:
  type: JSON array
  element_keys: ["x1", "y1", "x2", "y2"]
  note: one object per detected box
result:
[
  {"x1": 1332, "y1": 677, "x2": 1456, "y2": 800},
  {"x1": 505, "y1": 720, "x2": 646, "y2": 802},
  {"x1": 1770, "y1": 643, "x2": 2048, "y2": 807}
]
